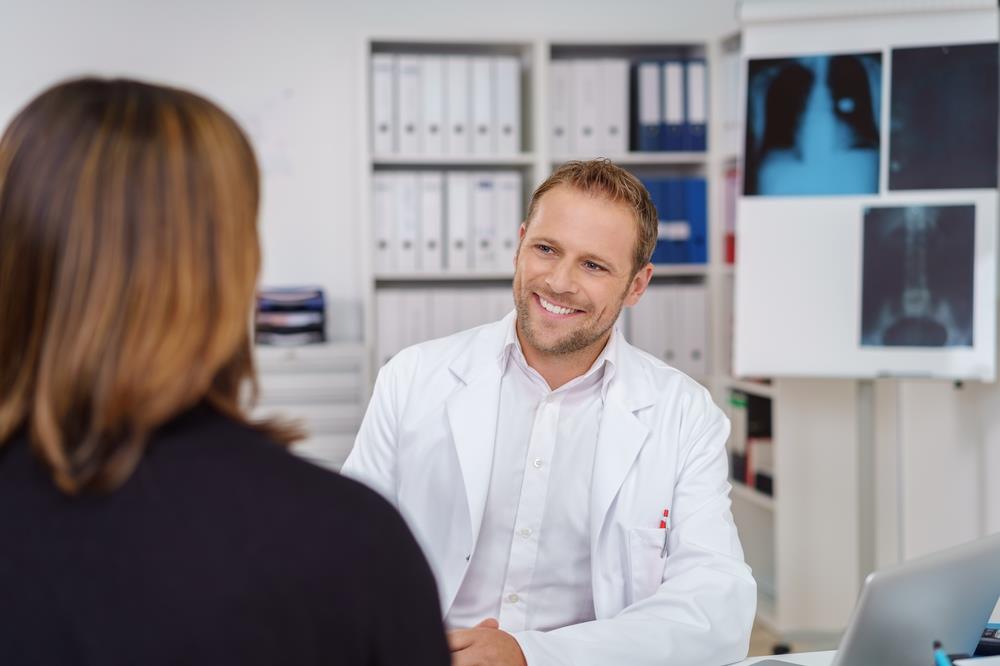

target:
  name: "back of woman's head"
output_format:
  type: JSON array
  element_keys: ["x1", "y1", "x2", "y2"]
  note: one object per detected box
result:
[{"x1": 0, "y1": 78, "x2": 290, "y2": 493}]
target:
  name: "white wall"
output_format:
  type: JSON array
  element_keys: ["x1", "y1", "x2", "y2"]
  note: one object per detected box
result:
[{"x1": 0, "y1": 0, "x2": 739, "y2": 341}]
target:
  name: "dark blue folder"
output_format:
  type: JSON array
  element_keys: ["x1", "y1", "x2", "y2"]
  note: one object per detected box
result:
[{"x1": 683, "y1": 59, "x2": 708, "y2": 152}]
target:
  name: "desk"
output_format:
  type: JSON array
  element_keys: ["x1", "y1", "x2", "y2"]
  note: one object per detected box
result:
[{"x1": 736, "y1": 652, "x2": 835, "y2": 665}]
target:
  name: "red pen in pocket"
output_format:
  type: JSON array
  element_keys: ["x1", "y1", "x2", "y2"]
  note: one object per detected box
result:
[{"x1": 659, "y1": 509, "x2": 670, "y2": 558}]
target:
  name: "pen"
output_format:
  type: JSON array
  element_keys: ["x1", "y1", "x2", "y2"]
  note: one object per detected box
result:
[
  {"x1": 660, "y1": 509, "x2": 670, "y2": 558},
  {"x1": 933, "y1": 641, "x2": 953, "y2": 666}
]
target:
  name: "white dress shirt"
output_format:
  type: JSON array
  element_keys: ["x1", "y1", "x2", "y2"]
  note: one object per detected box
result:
[{"x1": 445, "y1": 319, "x2": 618, "y2": 633}]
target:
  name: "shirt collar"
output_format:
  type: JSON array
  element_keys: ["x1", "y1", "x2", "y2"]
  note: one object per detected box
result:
[{"x1": 499, "y1": 314, "x2": 619, "y2": 399}]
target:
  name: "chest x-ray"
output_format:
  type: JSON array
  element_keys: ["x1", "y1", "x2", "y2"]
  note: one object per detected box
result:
[
  {"x1": 861, "y1": 204, "x2": 975, "y2": 347},
  {"x1": 744, "y1": 53, "x2": 882, "y2": 196}
]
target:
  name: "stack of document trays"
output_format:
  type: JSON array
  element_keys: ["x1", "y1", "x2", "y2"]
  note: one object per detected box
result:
[{"x1": 255, "y1": 287, "x2": 326, "y2": 346}]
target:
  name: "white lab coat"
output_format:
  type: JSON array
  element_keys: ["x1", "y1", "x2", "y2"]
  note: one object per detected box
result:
[{"x1": 342, "y1": 312, "x2": 756, "y2": 666}]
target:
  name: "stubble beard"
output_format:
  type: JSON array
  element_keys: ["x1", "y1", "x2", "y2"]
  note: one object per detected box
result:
[{"x1": 514, "y1": 284, "x2": 625, "y2": 356}]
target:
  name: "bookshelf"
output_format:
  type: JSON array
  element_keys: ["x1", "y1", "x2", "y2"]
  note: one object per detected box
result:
[
  {"x1": 361, "y1": 34, "x2": 727, "y2": 382},
  {"x1": 252, "y1": 342, "x2": 369, "y2": 471}
]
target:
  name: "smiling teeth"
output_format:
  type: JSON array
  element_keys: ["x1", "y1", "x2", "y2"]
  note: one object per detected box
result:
[{"x1": 539, "y1": 296, "x2": 576, "y2": 315}]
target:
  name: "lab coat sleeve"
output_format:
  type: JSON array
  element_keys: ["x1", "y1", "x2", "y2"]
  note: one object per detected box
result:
[
  {"x1": 340, "y1": 351, "x2": 411, "y2": 506},
  {"x1": 513, "y1": 390, "x2": 757, "y2": 666}
]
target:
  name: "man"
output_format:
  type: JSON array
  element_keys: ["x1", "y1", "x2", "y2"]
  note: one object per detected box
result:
[{"x1": 343, "y1": 160, "x2": 756, "y2": 666}]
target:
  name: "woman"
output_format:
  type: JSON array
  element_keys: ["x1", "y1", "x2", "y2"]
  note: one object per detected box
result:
[{"x1": 0, "y1": 78, "x2": 449, "y2": 666}]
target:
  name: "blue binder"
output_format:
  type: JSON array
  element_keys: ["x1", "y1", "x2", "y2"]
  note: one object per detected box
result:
[
  {"x1": 683, "y1": 59, "x2": 708, "y2": 152},
  {"x1": 633, "y1": 61, "x2": 662, "y2": 151},
  {"x1": 683, "y1": 178, "x2": 708, "y2": 263},
  {"x1": 642, "y1": 178, "x2": 670, "y2": 264},
  {"x1": 663, "y1": 178, "x2": 688, "y2": 261},
  {"x1": 642, "y1": 177, "x2": 707, "y2": 264},
  {"x1": 662, "y1": 61, "x2": 686, "y2": 151}
]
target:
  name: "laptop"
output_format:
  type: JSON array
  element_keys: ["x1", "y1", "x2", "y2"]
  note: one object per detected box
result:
[{"x1": 762, "y1": 532, "x2": 1000, "y2": 666}]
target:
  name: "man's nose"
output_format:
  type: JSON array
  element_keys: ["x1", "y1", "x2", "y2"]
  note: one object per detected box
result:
[{"x1": 544, "y1": 259, "x2": 578, "y2": 295}]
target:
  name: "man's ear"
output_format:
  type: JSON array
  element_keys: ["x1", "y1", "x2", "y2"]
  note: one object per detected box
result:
[{"x1": 623, "y1": 263, "x2": 654, "y2": 307}]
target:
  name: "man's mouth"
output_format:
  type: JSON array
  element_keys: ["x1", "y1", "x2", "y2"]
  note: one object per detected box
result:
[{"x1": 535, "y1": 293, "x2": 583, "y2": 317}]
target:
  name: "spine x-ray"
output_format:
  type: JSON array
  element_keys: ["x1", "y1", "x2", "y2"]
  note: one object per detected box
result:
[{"x1": 861, "y1": 205, "x2": 975, "y2": 347}]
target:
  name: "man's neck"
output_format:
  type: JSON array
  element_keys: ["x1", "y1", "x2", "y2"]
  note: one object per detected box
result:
[{"x1": 516, "y1": 325, "x2": 611, "y2": 391}]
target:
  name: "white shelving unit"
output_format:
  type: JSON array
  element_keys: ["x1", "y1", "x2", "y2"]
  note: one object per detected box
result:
[
  {"x1": 252, "y1": 342, "x2": 369, "y2": 471},
  {"x1": 361, "y1": 34, "x2": 728, "y2": 380}
]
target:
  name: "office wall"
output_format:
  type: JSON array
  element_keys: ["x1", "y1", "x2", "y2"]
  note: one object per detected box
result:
[{"x1": 0, "y1": 0, "x2": 739, "y2": 341}]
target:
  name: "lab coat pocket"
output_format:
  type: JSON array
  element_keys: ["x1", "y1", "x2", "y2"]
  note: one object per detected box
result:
[{"x1": 627, "y1": 527, "x2": 667, "y2": 603}]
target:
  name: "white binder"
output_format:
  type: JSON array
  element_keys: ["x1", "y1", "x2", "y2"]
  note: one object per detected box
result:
[
  {"x1": 421, "y1": 56, "x2": 446, "y2": 155},
  {"x1": 375, "y1": 288, "x2": 402, "y2": 367},
  {"x1": 455, "y1": 287, "x2": 491, "y2": 331},
  {"x1": 487, "y1": 287, "x2": 514, "y2": 322},
  {"x1": 397, "y1": 55, "x2": 422, "y2": 155},
  {"x1": 471, "y1": 172, "x2": 497, "y2": 272},
  {"x1": 625, "y1": 284, "x2": 664, "y2": 360},
  {"x1": 686, "y1": 59, "x2": 708, "y2": 141},
  {"x1": 419, "y1": 172, "x2": 444, "y2": 273},
  {"x1": 679, "y1": 284, "x2": 708, "y2": 377},
  {"x1": 661, "y1": 285, "x2": 681, "y2": 368},
  {"x1": 371, "y1": 53, "x2": 396, "y2": 156},
  {"x1": 444, "y1": 56, "x2": 471, "y2": 156},
  {"x1": 549, "y1": 60, "x2": 573, "y2": 157},
  {"x1": 471, "y1": 56, "x2": 495, "y2": 155},
  {"x1": 394, "y1": 172, "x2": 420, "y2": 273},
  {"x1": 445, "y1": 171, "x2": 472, "y2": 272},
  {"x1": 571, "y1": 59, "x2": 602, "y2": 157},
  {"x1": 428, "y1": 287, "x2": 462, "y2": 339},
  {"x1": 637, "y1": 61, "x2": 661, "y2": 150},
  {"x1": 494, "y1": 55, "x2": 521, "y2": 155},
  {"x1": 399, "y1": 288, "x2": 432, "y2": 350},
  {"x1": 372, "y1": 172, "x2": 396, "y2": 275},
  {"x1": 494, "y1": 170, "x2": 523, "y2": 272},
  {"x1": 600, "y1": 58, "x2": 630, "y2": 155}
]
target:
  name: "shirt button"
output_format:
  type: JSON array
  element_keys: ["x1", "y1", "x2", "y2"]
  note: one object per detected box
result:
[
  {"x1": 518, "y1": 527, "x2": 533, "y2": 538},
  {"x1": 532, "y1": 458, "x2": 543, "y2": 469},
  {"x1": 506, "y1": 593, "x2": 520, "y2": 603}
]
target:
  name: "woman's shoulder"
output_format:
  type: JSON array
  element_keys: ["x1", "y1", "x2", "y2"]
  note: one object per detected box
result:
[{"x1": 148, "y1": 404, "x2": 400, "y2": 525}]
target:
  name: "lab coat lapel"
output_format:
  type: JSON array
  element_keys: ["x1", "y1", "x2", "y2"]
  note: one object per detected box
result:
[
  {"x1": 444, "y1": 318, "x2": 510, "y2": 557},
  {"x1": 589, "y1": 341, "x2": 655, "y2": 559}
]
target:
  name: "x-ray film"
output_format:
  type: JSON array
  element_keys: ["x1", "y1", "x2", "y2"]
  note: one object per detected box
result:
[
  {"x1": 889, "y1": 42, "x2": 999, "y2": 191},
  {"x1": 744, "y1": 52, "x2": 882, "y2": 196},
  {"x1": 861, "y1": 204, "x2": 975, "y2": 348}
]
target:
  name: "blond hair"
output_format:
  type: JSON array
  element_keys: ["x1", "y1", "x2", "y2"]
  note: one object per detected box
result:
[{"x1": 525, "y1": 159, "x2": 658, "y2": 274}]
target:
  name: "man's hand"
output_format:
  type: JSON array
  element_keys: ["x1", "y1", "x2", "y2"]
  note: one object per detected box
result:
[{"x1": 448, "y1": 618, "x2": 527, "y2": 666}]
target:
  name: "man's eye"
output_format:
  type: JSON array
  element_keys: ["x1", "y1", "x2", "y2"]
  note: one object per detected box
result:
[
  {"x1": 585, "y1": 261, "x2": 604, "y2": 271},
  {"x1": 536, "y1": 244, "x2": 553, "y2": 254}
]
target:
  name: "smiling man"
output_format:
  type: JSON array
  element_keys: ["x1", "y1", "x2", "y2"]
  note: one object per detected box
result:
[{"x1": 343, "y1": 160, "x2": 756, "y2": 666}]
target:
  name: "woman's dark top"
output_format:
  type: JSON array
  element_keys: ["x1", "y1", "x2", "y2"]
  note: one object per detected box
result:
[{"x1": 0, "y1": 405, "x2": 450, "y2": 666}]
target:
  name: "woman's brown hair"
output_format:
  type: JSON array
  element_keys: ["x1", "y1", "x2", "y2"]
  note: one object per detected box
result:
[{"x1": 0, "y1": 78, "x2": 299, "y2": 494}]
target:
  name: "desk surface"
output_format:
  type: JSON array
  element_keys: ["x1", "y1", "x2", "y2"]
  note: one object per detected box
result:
[{"x1": 737, "y1": 651, "x2": 835, "y2": 665}]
